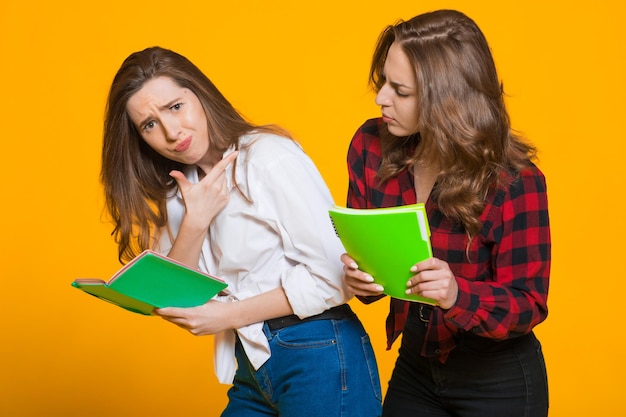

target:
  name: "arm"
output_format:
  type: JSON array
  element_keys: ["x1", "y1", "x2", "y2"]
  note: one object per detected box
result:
[
  {"x1": 261, "y1": 143, "x2": 348, "y2": 317},
  {"x1": 165, "y1": 151, "x2": 238, "y2": 267},
  {"x1": 450, "y1": 168, "x2": 550, "y2": 338},
  {"x1": 409, "y1": 167, "x2": 551, "y2": 339},
  {"x1": 154, "y1": 287, "x2": 292, "y2": 335}
]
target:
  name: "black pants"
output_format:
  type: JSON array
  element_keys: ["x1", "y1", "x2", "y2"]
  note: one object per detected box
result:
[{"x1": 383, "y1": 305, "x2": 548, "y2": 417}]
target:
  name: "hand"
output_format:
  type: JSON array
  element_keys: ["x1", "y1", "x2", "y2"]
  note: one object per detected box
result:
[
  {"x1": 169, "y1": 151, "x2": 239, "y2": 231},
  {"x1": 154, "y1": 300, "x2": 231, "y2": 336},
  {"x1": 340, "y1": 253, "x2": 385, "y2": 298},
  {"x1": 406, "y1": 257, "x2": 458, "y2": 309}
]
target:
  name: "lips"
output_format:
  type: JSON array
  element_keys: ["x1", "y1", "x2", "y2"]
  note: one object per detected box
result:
[
  {"x1": 174, "y1": 137, "x2": 192, "y2": 152},
  {"x1": 382, "y1": 114, "x2": 394, "y2": 124}
]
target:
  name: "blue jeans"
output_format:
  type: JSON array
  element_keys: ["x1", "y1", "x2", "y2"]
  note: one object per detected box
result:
[
  {"x1": 382, "y1": 306, "x2": 549, "y2": 417},
  {"x1": 221, "y1": 313, "x2": 382, "y2": 417}
]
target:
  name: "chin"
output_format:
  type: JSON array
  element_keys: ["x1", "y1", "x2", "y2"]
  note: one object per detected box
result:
[{"x1": 387, "y1": 127, "x2": 410, "y2": 137}]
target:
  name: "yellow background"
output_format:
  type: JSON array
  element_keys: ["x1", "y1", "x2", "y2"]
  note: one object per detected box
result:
[{"x1": 1, "y1": 0, "x2": 624, "y2": 416}]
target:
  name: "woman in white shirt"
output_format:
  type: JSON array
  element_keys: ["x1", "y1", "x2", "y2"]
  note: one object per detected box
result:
[{"x1": 100, "y1": 46, "x2": 382, "y2": 417}]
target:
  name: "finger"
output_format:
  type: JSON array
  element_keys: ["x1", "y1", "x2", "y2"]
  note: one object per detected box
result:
[
  {"x1": 198, "y1": 152, "x2": 238, "y2": 185},
  {"x1": 153, "y1": 306, "x2": 184, "y2": 318},
  {"x1": 212, "y1": 151, "x2": 239, "y2": 175},
  {"x1": 340, "y1": 253, "x2": 358, "y2": 269},
  {"x1": 410, "y1": 256, "x2": 439, "y2": 273},
  {"x1": 350, "y1": 282, "x2": 385, "y2": 296},
  {"x1": 407, "y1": 269, "x2": 435, "y2": 288},
  {"x1": 169, "y1": 170, "x2": 191, "y2": 188},
  {"x1": 221, "y1": 150, "x2": 239, "y2": 166},
  {"x1": 343, "y1": 265, "x2": 375, "y2": 284}
]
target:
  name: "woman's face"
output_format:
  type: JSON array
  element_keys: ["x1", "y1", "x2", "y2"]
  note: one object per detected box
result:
[
  {"x1": 126, "y1": 76, "x2": 218, "y2": 169},
  {"x1": 375, "y1": 42, "x2": 420, "y2": 137}
]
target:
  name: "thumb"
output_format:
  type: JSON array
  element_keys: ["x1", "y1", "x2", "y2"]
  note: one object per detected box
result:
[{"x1": 169, "y1": 170, "x2": 190, "y2": 189}]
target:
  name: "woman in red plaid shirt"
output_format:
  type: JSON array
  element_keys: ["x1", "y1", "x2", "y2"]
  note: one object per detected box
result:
[{"x1": 342, "y1": 9, "x2": 550, "y2": 417}]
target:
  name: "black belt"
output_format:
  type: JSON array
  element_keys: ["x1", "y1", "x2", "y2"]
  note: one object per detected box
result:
[
  {"x1": 265, "y1": 304, "x2": 354, "y2": 331},
  {"x1": 413, "y1": 303, "x2": 433, "y2": 323},
  {"x1": 419, "y1": 304, "x2": 434, "y2": 322}
]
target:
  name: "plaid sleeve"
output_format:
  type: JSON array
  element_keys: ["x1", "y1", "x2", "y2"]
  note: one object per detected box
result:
[
  {"x1": 346, "y1": 128, "x2": 368, "y2": 209},
  {"x1": 347, "y1": 119, "x2": 388, "y2": 307},
  {"x1": 445, "y1": 166, "x2": 551, "y2": 339},
  {"x1": 347, "y1": 119, "x2": 384, "y2": 209}
]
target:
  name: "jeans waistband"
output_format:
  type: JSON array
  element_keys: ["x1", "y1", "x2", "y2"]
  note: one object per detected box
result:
[{"x1": 265, "y1": 304, "x2": 354, "y2": 331}]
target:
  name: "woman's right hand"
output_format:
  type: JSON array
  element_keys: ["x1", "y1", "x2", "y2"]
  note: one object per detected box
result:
[
  {"x1": 340, "y1": 253, "x2": 385, "y2": 297},
  {"x1": 169, "y1": 151, "x2": 239, "y2": 232}
]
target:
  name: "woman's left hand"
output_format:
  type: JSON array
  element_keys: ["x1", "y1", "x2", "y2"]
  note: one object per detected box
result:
[
  {"x1": 406, "y1": 257, "x2": 459, "y2": 309},
  {"x1": 169, "y1": 151, "x2": 239, "y2": 232},
  {"x1": 154, "y1": 300, "x2": 231, "y2": 336}
]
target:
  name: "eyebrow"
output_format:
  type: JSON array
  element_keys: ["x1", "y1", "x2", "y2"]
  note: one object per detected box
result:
[
  {"x1": 389, "y1": 80, "x2": 414, "y2": 90},
  {"x1": 136, "y1": 98, "x2": 181, "y2": 128}
]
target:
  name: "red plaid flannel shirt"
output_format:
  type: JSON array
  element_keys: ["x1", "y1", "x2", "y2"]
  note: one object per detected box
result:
[{"x1": 347, "y1": 118, "x2": 551, "y2": 361}]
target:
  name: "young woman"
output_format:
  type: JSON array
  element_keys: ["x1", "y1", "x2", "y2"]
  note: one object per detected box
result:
[
  {"x1": 101, "y1": 46, "x2": 382, "y2": 417},
  {"x1": 341, "y1": 10, "x2": 550, "y2": 417}
]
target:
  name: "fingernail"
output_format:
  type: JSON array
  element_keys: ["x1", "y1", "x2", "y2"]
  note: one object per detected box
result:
[
  {"x1": 410, "y1": 266, "x2": 418, "y2": 272},
  {"x1": 364, "y1": 274, "x2": 374, "y2": 282},
  {"x1": 350, "y1": 262, "x2": 358, "y2": 269},
  {"x1": 375, "y1": 285, "x2": 384, "y2": 292}
]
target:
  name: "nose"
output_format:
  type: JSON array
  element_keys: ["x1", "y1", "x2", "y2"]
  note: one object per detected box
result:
[
  {"x1": 162, "y1": 116, "x2": 182, "y2": 141},
  {"x1": 375, "y1": 84, "x2": 392, "y2": 107}
]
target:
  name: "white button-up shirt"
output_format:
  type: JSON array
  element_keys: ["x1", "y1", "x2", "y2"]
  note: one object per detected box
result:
[{"x1": 157, "y1": 133, "x2": 348, "y2": 383}]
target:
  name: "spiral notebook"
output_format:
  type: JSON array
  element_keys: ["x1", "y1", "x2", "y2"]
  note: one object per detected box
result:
[
  {"x1": 329, "y1": 204, "x2": 436, "y2": 305},
  {"x1": 72, "y1": 250, "x2": 228, "y2": 315}
]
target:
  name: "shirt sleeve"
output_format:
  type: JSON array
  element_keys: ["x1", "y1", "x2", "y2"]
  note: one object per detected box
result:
[
  {"x1": 252, "y1": 141, "x2": 349, "y2": 318},
  {"x1": 347, "y1": 128, "x2": 369, "y2": 209},
  {"x1": 445, "y1": 167, "x2": 551, "y2": 339}
]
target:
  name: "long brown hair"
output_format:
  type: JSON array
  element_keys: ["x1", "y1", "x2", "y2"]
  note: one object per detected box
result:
[
  {"x1": 102, "y1": 46, "x2": 289, "y2": 263},
  {"x1": 369, "y1": 9, "x2": 536, "y2": 238}
]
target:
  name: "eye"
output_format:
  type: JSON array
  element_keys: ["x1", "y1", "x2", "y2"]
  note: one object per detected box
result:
[
  {"x1": 171, "y1": 103, "x2": 183, "y2": 111},
  {"x1": 143, "y1": 120, "x2": 156, "y2": 132},
  {"x1": 395, "y1": 89, "x2": 410, "y2": 98}
]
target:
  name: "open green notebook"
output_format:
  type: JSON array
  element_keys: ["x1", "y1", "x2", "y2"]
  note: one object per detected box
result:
[
  {"x1": 329, "y1": 204, "x2": 436, "y2": 305},
  {"x1": 72, "y1": 250, "x2": 228, "y2": 315}
]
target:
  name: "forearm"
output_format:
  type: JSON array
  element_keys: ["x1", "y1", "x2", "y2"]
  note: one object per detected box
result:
[
  {"x1": 229, "y1": 287, "x2": 293, "y2": 329},
  {"x1": 445, "y1": 276, "x2": 548, "y2": 340},
  {"x1": 166, "y1": 217, "x2": 208, "y2": 268},
  {"x1": 155, "y1": 287, "x2": 294, "y2": 336}
]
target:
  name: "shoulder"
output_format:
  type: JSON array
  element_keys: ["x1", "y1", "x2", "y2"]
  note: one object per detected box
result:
[
  {"x1": 348, "y1": 118, "x2": 385, "y2": 168},
  {"x1": 486, "y1": 163, "x2": 548, "y2": 221},
  {"x1": 480, "y1": 163, "x2": 549, "y2": 237},
  {"x1": 239, "y1": 132, "x2": 319, "y2": 179},
  {"x1": 358, "y1": 117, "x2": 384, "y2": 135},
  {"x1": 349, "y1": 118, "x2": 384, "y2": 150},
  {"x1": 505, "y1": 163, "x2": 548, "y2": 199},
  {"x1": 240, "y1": 132, "x2": 304, "y2": 161}
]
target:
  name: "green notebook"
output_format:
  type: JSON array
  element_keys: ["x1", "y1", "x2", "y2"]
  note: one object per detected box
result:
[
  {"x1": 329, "y1": 204, "x2": 436, "y2": 305},
  {"x1": 72, "y1": 250, "x2": 228, "y2": 315}
]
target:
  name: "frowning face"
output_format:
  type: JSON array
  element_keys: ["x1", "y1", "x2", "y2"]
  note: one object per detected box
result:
[
  {"x1": 126, "y1": 76, "x2": 220, "y2": 171},
  {"x1": 375, "y1": 42, "x2": 420, "y2": 137}
]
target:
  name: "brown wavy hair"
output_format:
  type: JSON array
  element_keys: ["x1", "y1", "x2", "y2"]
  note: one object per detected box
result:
[
  {"x1": 102, "y1": 46, "x2": 289, "y2": 263},
  {"x1": 369, "y1": 9, "x2": 536, "y2": 239}
]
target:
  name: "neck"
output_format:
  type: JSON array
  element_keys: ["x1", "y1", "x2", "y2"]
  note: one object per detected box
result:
[
  {"x1": 196, "y1": 149, "x2": 223, "y2": 177},
  {"x1": 412, "y1": 162, "x2": 439, "y2": 204}
]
